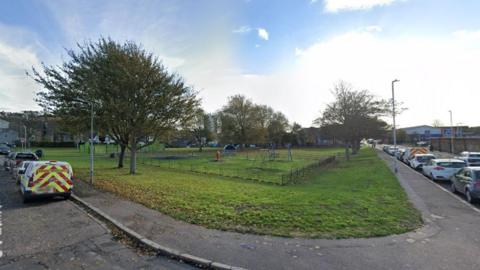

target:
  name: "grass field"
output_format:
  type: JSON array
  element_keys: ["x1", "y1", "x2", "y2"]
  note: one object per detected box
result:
[
  {"x1": 38, "y1": 146, "x2": 422, "y2": 238},
  {"x1": 38, "y1": 146, "x2": 341, "y2": 184},
  {"x1": 141, "y1": 147, "x2": 342, "y2": 184}
]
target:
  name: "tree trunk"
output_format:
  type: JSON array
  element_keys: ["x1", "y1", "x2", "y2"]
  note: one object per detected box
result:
[
  {"x1": 129, "y1": 142, "x2": 137, "y2": 175},
  {"x1": 344, "y1": 142, "x2": 350, "y2": 161},
  {"x1": 199, "y1": 144, "x2": 203, "y2": 152},
  {"x1": 351, "y1": 140, "x2": 359, "y2": 155},
  {"x1": 118, "y1": 144, "x2": 126, "y2": 168}
]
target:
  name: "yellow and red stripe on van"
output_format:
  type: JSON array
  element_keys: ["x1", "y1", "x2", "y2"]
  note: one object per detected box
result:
[{"x1": 29, "y1": 164, "x2": 73, "y2": 194}]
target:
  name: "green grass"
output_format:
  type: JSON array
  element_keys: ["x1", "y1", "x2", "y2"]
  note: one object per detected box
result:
[
  {"x1": 41, "y1": 146, "x2": 422, "y2": 238},
  {"x1": 140, "y1": 147, "x2": 342, "y2": 184}
]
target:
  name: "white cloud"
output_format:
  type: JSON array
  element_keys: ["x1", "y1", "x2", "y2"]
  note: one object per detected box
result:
[
  {"x1": 288, "y1": 29, "x2": 480, "y2": 127},
  {"x1": 233, "y1": 25, "x2": 251, "y2": 33},
  {"x1": 191, "y1": 28, "x2": 480, "y2": 128},
  {"x1": 324, "y1": 0, "x2": 397, "y2": 12},
  {"x1": 0, "y1": 41, "x2": 42, "y2": 111},
  {"x1": 257, "y1": 28, "x2": 269, "y2": 41},
  {"x1": 0, "y1": 24, "x2": 43, "y2": 112},
  {"x1": 363, "y1": 25, "x2": 383, "y2": 32}
]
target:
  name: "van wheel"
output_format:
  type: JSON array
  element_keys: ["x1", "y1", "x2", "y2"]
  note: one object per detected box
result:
[
  {"x1": 430, "y1": 174, "x2": 435, "y2": 181},
  {"x1": 22, "y1": 194, "x2": 30, "y2": 204}
]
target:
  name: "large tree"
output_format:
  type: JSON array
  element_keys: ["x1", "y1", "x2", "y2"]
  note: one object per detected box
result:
[
  {"x1": 180, "y1": 108, "x2": 213, "y2": 152},
  {"x1": 32, "y1": 38, "x2": 198, "y2": 174},
  {"x1": 315, "y1": 81, "x2": 389, "y2": 160},
  {"x1": 217, "y1": 95, "x2": 259, "y2": 146},
  {"x1": 217, "y1": 95, "x2": 289, "y2": 147}
]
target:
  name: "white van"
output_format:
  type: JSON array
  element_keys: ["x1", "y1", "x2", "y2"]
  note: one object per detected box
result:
[{"x1": 20, "y1": 160, "x2": 74, "y2": 203}]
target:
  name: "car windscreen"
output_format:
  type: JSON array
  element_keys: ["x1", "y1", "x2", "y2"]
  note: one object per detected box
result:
[
  {"x1": 417, "y1": 156, "x2": 435, "y2": 162},
  {"x1": 437, "y1": 162, "x2": 465, "y2": 168},
  {"x1": 15, "y1": 153, "x2": 36, "y2": 160}
]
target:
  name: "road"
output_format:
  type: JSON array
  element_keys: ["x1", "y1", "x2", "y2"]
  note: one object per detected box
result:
[{"x1": 0, "y1": 157, "x2": 193, "y2": 270}]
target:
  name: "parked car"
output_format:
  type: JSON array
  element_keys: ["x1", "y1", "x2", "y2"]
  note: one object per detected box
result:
[
  {"x1": 9, "y1": 152, "x2": 38, "y2": 174},
  {"x1": 455, "y1": 152, "x2": 480, "y2": 167},
  {"x1": 4, "y1": 152, "x2": 16, "y2": 171},
  {"x1": 382, "y1": 145, "x2": 390, "y2": 152},
  {"x1": 402, "y1": 147, "x2": 429, "y2": 164},
  {"x1": 409, "y1": 154, "x2": 436, "y2": 170},
  {"x1": 422, "y1": 159, "x2": 466, "y2": 181},
  {"x1": 387, "y1": 146, "x2": 400, "y2": 156},
  {"x1": 14, "y1": 161, "x2": 33, "y2": 184},
  {"x1": 450, "y1": 167, "x2": 480, "y2": 203},
  {"x1": 0, "y1": 145, "x2": 10, "y2": 155},
  {"x1": 396, "y1": 148, "x2": 406, "y2": 160},
  {"x1": 20, "y1": 160, "x2": 74, "y2": 203}
]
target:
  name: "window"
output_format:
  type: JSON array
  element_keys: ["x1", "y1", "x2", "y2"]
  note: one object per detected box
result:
[{"x1": 437, "y1": 162, "x2": 466, "y2": 168}]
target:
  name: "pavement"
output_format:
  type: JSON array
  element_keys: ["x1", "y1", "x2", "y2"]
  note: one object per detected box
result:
[
  {"x1": 0, "y1": 158, "x2": 193, "y2": 270},
  {"x1": 69, "y1": 150, "x2": 480, "y2": 270}
]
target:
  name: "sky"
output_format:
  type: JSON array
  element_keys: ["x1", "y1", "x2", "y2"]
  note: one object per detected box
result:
[{"x1": 1, "y1": 0, "x2": 480, "y2": 128}]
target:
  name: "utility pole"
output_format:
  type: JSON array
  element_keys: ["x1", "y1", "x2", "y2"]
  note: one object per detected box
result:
[
  {"x1": 23, "y1": 125, "x2": 27, "y2": 151},
  {"x1": 449, "y1": 110, "x2": 454, "y2": 154},
  {"x1": 90, "y1": 102, "x2": 94, "y2": 185},
  {"x1": 392, "y1": 79, "x2": 400, "y2": 174}
]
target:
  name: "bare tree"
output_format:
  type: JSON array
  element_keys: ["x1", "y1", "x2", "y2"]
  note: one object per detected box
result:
[{"x1": 315, "y1": 81, "x2": 390, "y2": 160}]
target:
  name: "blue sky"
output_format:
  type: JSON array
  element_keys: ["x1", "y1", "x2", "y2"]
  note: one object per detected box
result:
[{"x1": 1, "y1": 0, "x2": 480, "y2": 127}]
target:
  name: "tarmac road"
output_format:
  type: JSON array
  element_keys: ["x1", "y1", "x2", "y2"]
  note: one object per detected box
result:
[{"x1": 0, "y1": 157, "x2": 193, "y2": 270}]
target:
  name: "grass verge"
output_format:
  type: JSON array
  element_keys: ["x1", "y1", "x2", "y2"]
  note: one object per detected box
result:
[{"x1": 57, "y1": 147, "x2": 423, "y2": 239}]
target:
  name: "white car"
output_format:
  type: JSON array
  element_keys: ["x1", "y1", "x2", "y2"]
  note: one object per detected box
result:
[
  {"x1": 422, "y1": 159, "x2": 466, "y2": 181},
  {"x1": 387, "y1": 146, "x2": 399, "y2": 156},
  {"x1": 410, "y1": 154, "x2": 436, "y2": 170},
  {"x1": 455, "y1": 152, "x2": 480, "y2": 167}
]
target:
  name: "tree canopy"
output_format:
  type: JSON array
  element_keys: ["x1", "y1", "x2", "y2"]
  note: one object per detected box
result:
[
  {"x1": 32, "y1": 38, "x2": 199, "y2": 174},
  {"x1": 217, "y1": 95, "x2": 290, "y2": 146},
  {"x1": 316, "y1": 81, "x2": 390, "y2": 159}
]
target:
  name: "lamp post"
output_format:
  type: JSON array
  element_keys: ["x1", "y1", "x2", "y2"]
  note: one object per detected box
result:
[
  {"x1": 23, "y1": 125, "x2": 27, "y2": 151},
  {"x1": 90, "y1": 102, "x2": 94, "y2": 185},
  {"x1": 449, "y1": 110, "x2": 454, "y2": 154},
  {"x1": 392, "y1": 79, "x2": 400, "y2": 173}
]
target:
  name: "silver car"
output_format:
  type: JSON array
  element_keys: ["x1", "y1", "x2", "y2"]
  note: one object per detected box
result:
[{"x1": 450, "y1": 167, "x2": 480, "y2": 203}]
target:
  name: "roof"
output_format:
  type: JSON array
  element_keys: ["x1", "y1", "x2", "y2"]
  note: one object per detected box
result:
[
  {"x1": 437, "y1": 126, "x2": 469, "y2": 129},
  {"x1": 31, "y1": 160, "x2": 72, "y2": 166},
  {"x1": 433, "y1": 159, "x2": 465, "y2": 162},
  {"x1": 399, "y1": 125, "x2": 436, "y2": 130}
]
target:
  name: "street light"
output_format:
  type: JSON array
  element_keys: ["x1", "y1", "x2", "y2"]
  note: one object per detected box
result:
[
  {"x1": 23, "y1": 125, "x2": 27, "y2": 151},
  {"x1": 392, "y1": 79, "x2": 400, "y2": 174},
  {"x1": 449, "y1": 110, "x2": 454, "y2": 154},
  {"x1": 90, "y1": 102, "x2": 94, "y2": 185}
]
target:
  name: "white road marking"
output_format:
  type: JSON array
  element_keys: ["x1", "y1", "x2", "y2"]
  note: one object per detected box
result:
[{"x1": 386, "y1": 152, "x2": 480, "y2": 214}]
